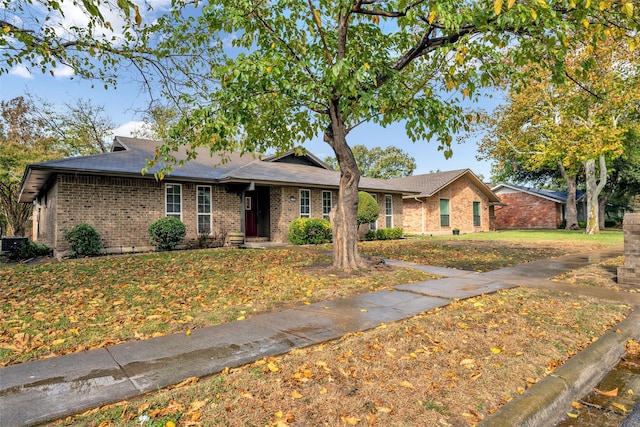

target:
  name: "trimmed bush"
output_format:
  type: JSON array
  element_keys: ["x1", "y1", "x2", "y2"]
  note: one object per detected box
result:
[
  {"x1": 376, "y1": 227, "x2": 404, "y2": 240},
  {"x1": 64, "y1": 223, "x2": 102, "y2": 257},
  {"x1": 365, "y1": 230, "x2": 377, "y2": 241},
  {"x1": 289, "y1": 218, "x2": 332, "y2": 245},
  {"x1": 17, "y1": 241, "x2": 52, "y2": 259},
  {"x1": 357, "y1": 191, "x2": 380, "y2": 226},
  {"x1": 149, "y1": 217, "x2": 187, "y2": 251}
]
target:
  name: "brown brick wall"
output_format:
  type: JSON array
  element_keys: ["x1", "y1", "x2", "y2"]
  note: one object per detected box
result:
[
  {"x1": 43, "y1": 174, "x2": 242, "y2": 255},
  {"x1": 493, "y1": 190, "x2": 561, "y2": 229},
  {"x1": 35, "y1": 174, "x2": 405, "y2": 253},
  {"x1": 33, "y1": 184, "x2": 58, "y2": 249},
  {"x1": 618, "y1": 213, "x2": 640, "y2": 286},
  {"x1": 402, "y1": 176, "x2": 493, "y2": 234}
]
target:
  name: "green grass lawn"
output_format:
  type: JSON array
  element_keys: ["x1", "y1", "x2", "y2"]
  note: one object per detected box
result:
[{"x1": 413, "y1": 229, "x2": 624, "y2": 247}]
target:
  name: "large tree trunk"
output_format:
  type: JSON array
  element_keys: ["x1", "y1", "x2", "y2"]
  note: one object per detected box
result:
[
  {"x1": 584, "y1": 155, "x2": 608, "y2": 235},
  {"x1": 598, "y1": 168, "x2": 618, "y2": 230},
  {"x1": 325, "y1": 101, "x2": 368, "y2": 272},
  {"x1": 558, "y1": 161, "x2": 578, "y2": 230}
]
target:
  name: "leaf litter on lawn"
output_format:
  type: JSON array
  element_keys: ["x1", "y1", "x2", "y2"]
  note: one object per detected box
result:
[
  {"x1": 53, "y1": 287, "x2": 630, "y2": 427},
  {"x1": 0, "y1": 248, "x2": 431, "y2": 366}
]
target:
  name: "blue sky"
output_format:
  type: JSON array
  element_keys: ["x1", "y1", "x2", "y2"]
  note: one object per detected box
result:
[
  {"x1": 1, "y1": 0, "x2": 503, "y2": 180},
  {"x1": 1, "y1": 70, "x2": 501, "y2": 179}
]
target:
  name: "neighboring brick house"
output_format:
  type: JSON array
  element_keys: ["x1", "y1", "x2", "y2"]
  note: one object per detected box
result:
[
  {"x1": 18, "y1": 136, "x2": 408, "y2": 256},
  {"x1": 491, "y1": 184, "x2": 586, "y2": 229},
  {"x1": 390, "y1": 169, "x2": 500, "y2": 235}
]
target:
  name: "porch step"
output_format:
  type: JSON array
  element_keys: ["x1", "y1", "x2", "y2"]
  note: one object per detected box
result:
[
  {"x1": 245, "y1": 237, "x2": 270, "y2": 242},
  {"x1": 242, "y1": 240, "x2": 288, "y2": 249}
]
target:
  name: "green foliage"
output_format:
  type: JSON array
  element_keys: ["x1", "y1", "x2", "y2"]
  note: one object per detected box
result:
[
  {"x1": 148, "y1": 217, "x2": 187, "y2": 251},
  {"x1": 357, "y1": 192, "x2": 379, "y2": 226},
  {"x1": 325, "y1": 145, "x2": 416, "y2": 179},
  {"x1": 288, "y1": 218, "x2": 332, "y2": 245},
  {"x1": 64, "y1": 223, "x2": 102, "y2": 257},
  {"x1": 364, "y1": 228, "x2": 404, "y2": 241},
  {"x1": 376, "y1": 228, "x2": 404, "y2": 240},
  {"x1": 365, "y1": 230, "x2": 377, "y2": 241},
  {"x1": 17, "y1": 241, "x2": 51, "y2": 259},
  {"x1": 1, "y1": 0, "x2": 143, "y2": 85}
]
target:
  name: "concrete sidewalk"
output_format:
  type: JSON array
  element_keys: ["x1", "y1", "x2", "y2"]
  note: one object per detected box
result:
[{"x1": 0, "y1": 246, "x2": 634, "y2": 427}]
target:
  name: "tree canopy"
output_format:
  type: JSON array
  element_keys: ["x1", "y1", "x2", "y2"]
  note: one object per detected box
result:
[
  {"x1": 142, "y1": 0, "x2": 638, "y2": 269},
  {"x1": 325, "y1": 145, "x2": 416, "y2": 179},
  {"x1": 479, "y1": 36, "x2": 639, "y2": 233}
]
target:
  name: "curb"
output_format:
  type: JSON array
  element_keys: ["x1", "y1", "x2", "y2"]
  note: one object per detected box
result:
[{"x1": 479, "y1": 309, "x2": 640, "y2": 427}]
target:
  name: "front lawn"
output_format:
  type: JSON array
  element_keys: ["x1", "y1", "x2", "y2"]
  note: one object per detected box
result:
[
  {"x1": 0, "y1": 248, "x2": 431, "y2": 366},
  {"x1": 1, "y1": 231, "x2": 622, "y2": 367}
]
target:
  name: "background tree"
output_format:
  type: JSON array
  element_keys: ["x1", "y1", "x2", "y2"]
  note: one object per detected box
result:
[
  {"x1": 325, "y1": 145, "x2": 416, "y2": 179},
  {"x1": 132, "y1": 104, "x2": 181, "y2": 141},
  {"x1": 479, "y1": 35, "x2": 638, "y2": 233},
  {"x1": 34, "y1": 97, "x2": 115, "y2": 155},
  {"x1": 0, "y1": 97, "x2": 60, "y2": 235},
  {"x1": 145, "y1": 0, "x2": 637, "y2": 270}
]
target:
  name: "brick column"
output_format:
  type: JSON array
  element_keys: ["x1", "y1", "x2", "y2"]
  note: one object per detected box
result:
[{"x1": 618, "y1": 213, "x2": 640, "y2": 285}]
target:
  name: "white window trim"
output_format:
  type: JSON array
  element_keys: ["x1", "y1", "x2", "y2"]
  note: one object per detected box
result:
[
  {"x1": 165, "y1": 183, "x2": 183, "y2": 221},
  {"x1": 197, "y1": 185, "x2": 212, "y2": 235},
  {"x1": 300, "y1": 189, "x2": 311, "y2": 218},
  {"x1": 322, "y1": 190, "x2": 332, "y2": 220},
  {"x1": 385, "y1": 194, "x2": 393, "y2": 228}
]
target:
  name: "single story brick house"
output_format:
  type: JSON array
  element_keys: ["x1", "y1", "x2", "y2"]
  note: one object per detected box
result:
[
  {"x1": 390, "y1": 169, "x2": 501, "y2": 235},
  {"x1": 491, "y1": 184, "x2": 586, "y2": 229},
  {"x1": 18, "y1": 136, "x2": 409, "y2": 256}
]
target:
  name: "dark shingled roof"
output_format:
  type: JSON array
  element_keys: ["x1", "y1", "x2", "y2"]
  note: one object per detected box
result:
[
  {"x1": 492, "y1": 183, "x2": 585, "y2": 203},
  {"x1": 19, "y1": 136, "x2": 413, "y2": 202},
  {"x1": 390, "y1": 169, "x2": 500, "y2": 202}
]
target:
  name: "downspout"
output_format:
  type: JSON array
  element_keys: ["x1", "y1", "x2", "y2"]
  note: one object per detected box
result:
[{"x1": 414, "y1": 197, "x2": 425, "y2": 235}]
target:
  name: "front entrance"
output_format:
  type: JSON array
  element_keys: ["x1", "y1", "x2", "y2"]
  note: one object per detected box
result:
[{"x1": 244, "y1": 186, "x2": 270, "y2": 239}]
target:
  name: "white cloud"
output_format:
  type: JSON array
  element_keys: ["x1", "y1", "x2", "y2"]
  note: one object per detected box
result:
[
  {"x1": 9, "y1": 65, "x2": 33, "y2": 79},
  {"x1": 113, "y1": 120, "x2": 147, "y2": 136}
]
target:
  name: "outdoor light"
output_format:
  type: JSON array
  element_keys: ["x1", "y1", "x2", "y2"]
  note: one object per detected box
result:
[{"x1": 289, "y1": 195, "x2": 297, "y2": 202}]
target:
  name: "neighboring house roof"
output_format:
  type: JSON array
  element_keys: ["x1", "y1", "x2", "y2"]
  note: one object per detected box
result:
[
  {"x1": 19, "y1": 136, "x2": 413, "y2": 202},
  {"x1": 492, "y1": 183, "x2": 586, "y2": 204},
  {"x1": 390, "y1": 169, "x2": 501, "y2": 202}
]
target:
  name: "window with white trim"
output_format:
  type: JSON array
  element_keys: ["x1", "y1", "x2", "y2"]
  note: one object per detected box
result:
[
  {"x1": 385, "y1": 195, "x2": 393, "y2": 228},
  {"x1": 300, "y1": 189, "x2": 310, "y2": 218},
  {"x1": 197, "y1": 186, "x2": 212, "y2": 234},
  {"x1": 166, "y1": 184, "x2": 182, "y2": 220},
  {"x1": 322, "y1": 191, "x2": 332, "y2": 220},
  {"x1": 369, "y1": 193, "x2": 378, "y2": 230}
]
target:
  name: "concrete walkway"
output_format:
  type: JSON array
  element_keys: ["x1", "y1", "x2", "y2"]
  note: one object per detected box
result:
[{"x1": 1, "y1": 246, "x2": 636, "y2": 427}]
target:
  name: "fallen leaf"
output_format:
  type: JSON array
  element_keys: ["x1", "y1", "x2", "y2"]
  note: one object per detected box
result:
[
  {"x1": 594, "y1": 387, "x2": 618, "y2": 397},
  {"x1": 491, "y1": 347, "x2": 501, "y2": 354},
  {"x1": 567, "y1": 412, "x2": 578, "y2": 418},
  {"x1": 399, "y1": 380, "x2": 415, "y2": 389},
  {"x1": 291, "y1": 390, "x2": 303, "y2": 399},
  {"x1": 341, "y1": 415, "x2": 361, "y2": 425},
  {"x1": 571, "y1": 401, "x2": 582, "y2": 409},
  {"x1": 613, "y1": 402, "x2": 628, "y2": 412},
  {"x1": 168, "y1": 376, "x2": 198, "y2": 389},
  {"x1": 267, "y1": 362, "x2": 279, "y2": 372}
]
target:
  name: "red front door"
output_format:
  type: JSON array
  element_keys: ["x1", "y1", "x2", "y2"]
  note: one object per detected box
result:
[{"x1": 244, "y1": 192, "x2": 258, "y2": 237}]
